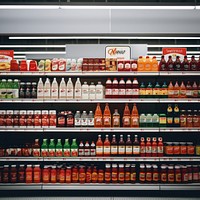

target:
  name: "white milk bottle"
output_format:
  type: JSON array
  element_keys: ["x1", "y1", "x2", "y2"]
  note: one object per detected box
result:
[
  {"x1": 37, "y1": 78, "x2": 44, "y2": 99},
  {"x1": 82, "y1": 82, "x2": 89, "y2": 99},
  {"x1": 66, "y1": 78, "x2": 74, "y2": 99},
  {"x1": 96, "y1": 81, "x2": 104, "y2": 99},
  {"x1": 89, "y1": 82, "x2": 96, "y2": 100},
  {"x1": 81, "y1": 111, "x2": 88, "y2": 127},
  {"x1": 59, "y1": 78, "x2": 66, "y2": 99},
  {"x1": 51, "y1": 78, "x2": 58, "y2": 99},
  {"x1": 74, "y1": 78, "x2": 82, "y2": 99},
  {"x1": 44, "y1": 78, "x2": 51, "y2": 99}
]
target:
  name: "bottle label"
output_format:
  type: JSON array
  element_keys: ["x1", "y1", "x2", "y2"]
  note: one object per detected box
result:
[
  {"x1": 33, "y1": 149, "x2": 40, "y2": 157},
  {"x1": 161, "y1": 173, "x2": 167, "y2": 182},
  {"x1": 123, "y1": 117, "x2": 130, "y2": 126},
  {"x1": 119, "y1": 172, "x2": 125, "y2": 181},
  {"x1": 113, "y1": 117, "x2": 120, "y2": 126},
  {"x1": 159, "y1": 117, "x2": 166, "y2": 124},
  {"x1": 96, "y1": 89, "x2": 103, "y2": 99},
  {"x1": 145, "y1": 88, "x2": 152, "y2": 96},
  {"x1": 131, "y1": 117, "x2": 139, "y2": 126},
  {"x1": 146, "y1": 146, "x2": 152, "y2": 154},
  {"x1": 75, "y1": 118, "x2": 81, "y2": 126},
  {"x1": 104, "y1": 146, "x2": 111, "y2": 154},
  {"x1": 157, "y1": 146, "x2": 163, "y2": 154},
  {"x1": 105, "y1": 172, "x2": 111, "y2": 181},
  {"x1": 59, "y1": 89, "x2": 66, "y2": 98},
  {"x1": 132, "y1": 63, "x2": 137, "y2": 70},
  {"x1": 88, "y1": 118, "x2": 94, "y2": 126},
  {"x1": 95, "y1": 117, "x2": 102, "y2": 126},
  {"x1": 78, "y1": 148, "x2": 84, "y2": 156},
  {"x1": 174, "y1": 117, "x2": 180, "y2": 124},
  {"x1": 180, "y1": 90, "x2": 186, "y2": 96},
  {"x1": 139, "y1": 172, "x2": 145, "y2": 182},
  {"x1": 67, "y1": 118, "x2": 74, "y2": 126},
  {"x1": 168, "y1": 90, "x2": 174, "y2": 96},
  {"x1": 112, "y1": 172, "x2": 118, "y2": 181},
  {"x1": 161, "y1": 88, "x2": 168, "y2": 96},
  {"x1": 125, "y1": 63, "x2": 131, "y2": 70},
  {"x1": 126, "y1": 146, "x2": 132, "y2": 155},
  {"x1": 168, "y1": 174, "x2": 174, "y2": 182},
  {"x1": 49, "y1": 149, "x2": 55, "y2": 157},
  {"x1": 104, "y1": 117, "x2": 111, "y2": 126},
  {"x1": 112, "y1": 88, "x2": 119, "y2": 96},
  {"x1": 152, "y1": 146, "x2": 157, "y2": 154},
  {"x1": 63, "y1": 148, "x2": 70, "y2": 157},
  {"x1": 126, "y1": 88, "x2": 132, "y2": 96},
  {"x1": 41, "y1": 149, "x2": 48, "y2": 157},
  {"x1": 133, "y1": 89, "x2": 139, "y2": 96},
  {"x1": 183, "y1": 173, "x2": 188, "y2": 181},
  {"x1": 133, "y1": 146, "x2": 140, "y2": 155},
  {"x1": 146, "y1": 172, "x2": 152, "y2": 181},
  {"x1": 90, "y1": 149, "x2": 96, "y2": 156},
  {"x1": 37, "y1": 89, "x2": 44, "y2": 98},
  {"x1": 75, "y1": 89, "x2": 81, "y2": 99},
  {"x1": 153, "y1": 173, "x2": 159, "y2": 182},
  {"x1": 118, "y1": 63, "x2": 124, "y2": 70},
  {"x1": 44, "y1": 89, "x2": 50, "y2": 98},
  {"x1": 119, "y1": 89, "x2": 126, "y2": 96},
  {"x1": 81, "y1": 118, "x2": 88, "y2": 126},
  {"x1": 71, "y1": 149, "x2": 78, "y2": 157},
  {"x1": 111, "y1": 146, "x2": 118, "y2": 155},
  {"x1": 131, "y1": 172, "x2": 136, "y2": 182},
  {"x1": 84, "y1": 149, "x2": 90, "y2": 156},
  {"x1": 96, "y1": 146, "x2": 103, "y2": 156},
  {"x1": 139, "y1": 89, "x2": 146, "y2": 96},
  {"x1": 105, "y1": 89, "x2": 112, "y2": 96},
  {"x1": 119, "y1": 146, "x2": 125, "y2": 154},
  {"x1": 67, "y1": 89, "x2": 73, "y2": 98},
  {"x1": 51, "y1": 89, "x2": 58, "y2": 98},
  {"x1": 153, "y1": 88, "x2": 160, "y2": 96},
  {"x1": 140, "y1": 146, "x2": 145, "y2": 154}
]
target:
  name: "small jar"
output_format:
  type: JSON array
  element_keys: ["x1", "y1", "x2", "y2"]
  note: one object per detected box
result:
[
  {"x1": 187, "y1": 142, "x2": 195, "y2": 155},
  {"x1": 180, "y1": 142, "x2": 187, "y2": 155},
  {"x1": 165, "y1": 142, "x2": 173, "y2": 156},
  {"x1": 173, "y1": 142, "x2": 180, "y2": 155}
]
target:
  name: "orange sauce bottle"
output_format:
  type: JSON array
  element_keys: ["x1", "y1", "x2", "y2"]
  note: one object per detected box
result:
[
  {"x1": 137, "y1": 56, "x2": 145, "y2": 71},
  {"x1": 123, "y1": 103, "x2": 131, "y2": 127},
  {"x1": 173, "y1": 81, "x2": 180, "y2": 98},
  {"x1": 168, "y1": 81, "x2": 174, "y2": 98},
  {"x1": 26, "y1": 165, "x2": 33, "y2": 183},
  {"x1": 151, "y1": 56, "x2": 159, "y2": 71},
  {"x1": 145, "y1": 56, "x2": 152, "y2": 71},
  {"x1": 131, "y1": 103, "x2": 139, "y2": 127},
  {"x1": 103, "y1": 135, "x2": 111, "y2": 157},
  {"x1": 94, "y1": 103, "x2": 103, "y2": 127},
  {"x1": 103, "y1": 103, "x2": 111, "y2": 127},
  {"x1": 96, "y1": 135, "x2": 103, "y2": 157},
  {"x1": 179, "y1": 81, "x2": 186, "y2": 98}
]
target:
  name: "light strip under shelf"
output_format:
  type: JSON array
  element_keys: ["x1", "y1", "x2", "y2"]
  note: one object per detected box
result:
[
  {"x1": 0, "y1": 5, "x2": 196, "y2": 10},
  {"x1": 9, "y1": 36, "x2": 200, "y2": 40}
]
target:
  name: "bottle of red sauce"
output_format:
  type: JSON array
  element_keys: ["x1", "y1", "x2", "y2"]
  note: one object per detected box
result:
[
  {"x1": 167, "y1": 165, "x2": 175, "y2": 183},
  {"x1": 125, "y1": 164, "x2": 131, "y2": 183},
  {"x1": 33, "y1": 165, "x2": 41, "y2": 183},
  {"x1": 152, "y1": 165, "x2": 159, "y2": 183},
  {"x1": 98, "y1": 169, "x2": 104, "y2": 183},
  {"x1": 59, "y1": 166, "x2": 66, "y2": 183},
  {"x1": 181, "y1": 165, "x2": 188, "y2": 183},
  {"x1": 175, "y1": 165, "x2": 181, "y2": 183},
  {"x1": 139, "y1": 164, "x2": 145, "y2": 183},
  {"x1": 105, "y1": 164, "x2": 111, "y2": 184},
  {"x1": 10, "y1": 59, "x2": 19, "y2": 71},
  {"x1": 91, "y1": 166, "x2": 98, "y2": 183},
  {"x1": 157, "y1": 137, "x2": 164, "y2": 157},
  {"x1": 145, "y1": 137, "x2": 152, "y2": 157},
  {"x1": 160, "y1": 165, "x2": 167, "y2": 183},
  {"x1": 20, "y1": 60, "x2": 28, "y2": 71},
  {"x1": 111, "y1": 164, "x2": 118, "y2": 184},
  {"x1": 65, "y1": 166, "x2": 71, "y2": 183},
  {"x1": 151, "y1": 137, "x2": 157, "y2": 157},
  {"x1": 50, "y1": 166, "x2": 57, "y2": 183},
  {"x1": 18, "y1": 164, "x2": 25, "y2": 183},
  {"x1": 26, "y1": 165, "x2": 33, "y2": 183},
  {"x1": 146, "y1": 164, "x2": 152, "y2": 183},
  {"x1": 118, "y1": 164, "x2": 125, "y2": 184},
  {"x1": 79, "y1": 165, "x2": 86, "y2": 184},
  {"x1": 29, "y1": 60, "x2": 38, "y2": 71},
  {"x1": 43, "y1": 166, "x2": 50, "y2": 183},
  {"x1": 10, "y1": 165, "x2": 17, "y2": 183},
  {"x1": 140, "y1": 137, "x2": 146, "y2": 157},
  {"x1": 86, "y1": 166, "x2": 92, "y2": 183}
]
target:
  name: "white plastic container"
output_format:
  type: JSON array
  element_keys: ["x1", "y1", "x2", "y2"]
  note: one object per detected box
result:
[
  {"x1": 82, "y1": 81, "x2": 89, "y2": 99},
  {"x1": 89, "y1": 82, "x2": 96, "y2": 100},
  {"x1": 59, "y1": 78, "x2": 66, "y2": 99},
  {"x1": 51, "y1": 78, "x2": 58, "y2": 99},
  {"x1": 96, "y1": 81, "x2": 104, "y2": 99},
  {"x1": 44, "y1": 78, "x2": 51, "y2": 99},
  {"x1": 66, "y1": 78, "x2": 74, "y2": 99},
  {"x1": 37, "y1": 78, "x2": 44, "y2": 99},
  {"x1": 74, "y1": 78, "x2": 82, "y2": 99}
]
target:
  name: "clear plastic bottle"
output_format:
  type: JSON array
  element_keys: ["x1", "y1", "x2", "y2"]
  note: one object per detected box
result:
[
  {"x1": 51, "y1": 78, "x2": 58, "y2": 99},
  {"x1": 66, "y1": 78, "x2": 74, "y2": 99},
  {"x1": 44, "y1": 78, "x2": 51, "y2": 99},
  {"x1": 82, "y1": 81, "x2": 89, "y2": 99},
  {"x1": 74, "y1": 78, "x2": 82, "y2": 99},
  {"x1": 88, "y1": 111, "x2": 94, "y2": 127},
  {"x1": 96, "y1": 81, "x2": 104, "y2": 99},
  {"x1": 81, "y1": 111, "x2": 88, "y2": 127},
  {"x1": 89, "y1": 82, "x2": 96, "y2": 100},
  {"x1": 74, "y1": 111, "x2": 81, "y2": 127},
  {"x1": 59, "y1": 78, "x2": 66, "y2": 99}
]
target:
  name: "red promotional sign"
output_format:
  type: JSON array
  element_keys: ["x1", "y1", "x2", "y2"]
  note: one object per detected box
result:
[{"x1": 162, "y1": 48, "x2": 187, "y2": 61}]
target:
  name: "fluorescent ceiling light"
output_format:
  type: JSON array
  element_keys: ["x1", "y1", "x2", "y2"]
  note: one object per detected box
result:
[
  {"x1": 0, "y1": 5, "x2": 195, "y2": 10},
  {"x1": 2, "y1": 44, "x2": 200, "y2": 48},
  {"x1": 9, "y1": 36, "x2": 200, "y2": 40}
]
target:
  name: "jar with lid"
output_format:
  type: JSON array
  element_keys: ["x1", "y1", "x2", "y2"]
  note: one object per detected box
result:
[
  {"x1": 186, "y1": 110, "x2": 193, "y2": 127},
  {"x1": 187, "y1": 142, "x2": 195, "y2": 155},
  {"x1": 167, "y1": 165, "x2": 175, "y2": 183},
  {"x1": 105, "y1": 164, "x2": 111, "y2": 184},
  {"x1": 192, "y1": 165, "x2": 199, "y2": 182},
  {"x1": 125, "y1": 164, "x2": 131, "y2": 183},
  {"x1": 139, "y1": 164, "x2": 145, "y2": 183},
  {"x1": 118, "y1": 164, "x2": 124, "y2": 184},
  {"x1": 10, "y1": 165, "x2": 17, "y2": 183},
  {"x1": 173, "y1": 142, "x2": 180, "y2": 155},
  {"x1": 165, "y1": 142, "x2": 173, "y2": 156},
  {"x1": 180, "y1": 110, "x2": 187, "y2": 127},
  {"x1": 152, "y1": 165, "x2": 159, "y2": 183},
  {"x1": 180, "y1": 142, "x2": 187, "y2": 155},
  {"x1": 160, "y1": 165, "x2": 167, "y2": 183},
  {"x1": 175, "y1": 165, "x2": 181, "y2": 183},
  {"x1": 146, "y1": 164, "x2": 152, "y2": 183},
  {"x1": 187, "y1": 165, "x2": 193, "y2": 182},
  {"x1": 111, "y1": 164, "x2": 118, "y2": 183},
  {"x1": 181, "y1": 165, "x2": 188, "y2": 183},
  {"x1": 130, "y1": 164, "x2": 136, "y2": 184}
]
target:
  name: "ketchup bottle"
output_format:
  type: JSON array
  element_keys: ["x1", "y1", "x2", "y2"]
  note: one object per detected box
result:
[
  {"x1": 151, "y1": 137, "x2": 157, "y2": 157},
  {"x1": 140, "y1": 137, "x2": 146, "y2": 157},
  {"x1": 20, "y1": 60, "x2": 28, "y2": 71},
  {"x1": 145, "y1": 137, "x2": 152, "y2": 157},
  {"x1": 157, "y1": 137, "x2": 164, "y2": 157}
]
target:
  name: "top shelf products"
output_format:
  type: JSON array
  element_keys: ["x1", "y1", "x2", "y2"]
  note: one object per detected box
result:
[{"x1": 4, "y1": 56, "x2": 200, "y2": 73}]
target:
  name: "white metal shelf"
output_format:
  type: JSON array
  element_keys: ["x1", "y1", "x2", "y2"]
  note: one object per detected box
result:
[
  {"x1": 0, "y1": 71, "x2": 200, "y2": 77},
  {"x1": 0, "y1": 127, "x2": 200, "y2": 133},
  {"x1": 0, "y1": 157, "x2": 43, "y2": 161},
  {"x1": 1, "y1": 157, "x2": 200, "y2": 162},
  {"x1": 1, "y1": 98, "x2": 199, "y2": 103},
  {"x1": 0, "y1": 183, "x2": 42, "y2": 190},
  {"x1": 0, "y1": 183, "x2": 199, "y2": 191}
]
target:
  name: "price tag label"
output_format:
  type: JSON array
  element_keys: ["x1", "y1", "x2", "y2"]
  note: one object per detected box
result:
[{"x1": 124, "y1": 158, "x2": 128, "y2": 161}]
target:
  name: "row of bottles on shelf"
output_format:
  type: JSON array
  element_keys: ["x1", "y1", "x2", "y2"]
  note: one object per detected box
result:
[
  {"x1": 1, "y1": 136, "x2": 199, "y2": 157},
  {"x1": 105, "y1": 78, "x2": 200, "y2": 99},
  {"x1": 1, "y1": 78, "x2": 200, "y2": 99},
  {"x1": 0, "y1": 163, "x2": 200, "y2": 184},
  {"x1": 7, "y1": 55, "x2": 200, "y2": 72},
  {"x1": 0, "y1": 104, "x2": 200, "y2": 128}
]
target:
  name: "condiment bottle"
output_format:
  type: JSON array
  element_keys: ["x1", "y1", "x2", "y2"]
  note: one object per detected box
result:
[
  {"x1": 130, "y1": 164, "x2": 136, "y2": 184},
  {"x1": 139, "y1": 164, "x2": 145, "y2": 183},
  {"x1": 118, "y1": 164, "x2": 124, "y2": 184},
  {"x1": 118, "y1": 135, "x2": 125, "y2": 156},
  {"x1": 111, "y1": 164, "x2": 118, "y2": 183},
  {"x1": 96, "y1": 135, "x2": 103, "y2": 157},
  {"x1": 125, "y1": 135, "x2": 132, "y2": 156},
  {"x1": 91, "y1": 166, "x2": 98, "y2": 183},
  {"x1": 167, "y1": 165, "x2": 175, "y2": 183},
  {"x1": 33, "y1": 165, "x2": 41, "y2": 183},
  {"x1": 125, "y1": 164, "x2": 131, "y2": 183},
  {"x1": 146, "y1": 164, "x2": 152, "y2": 183},
  {"x1": 160, "y1": 165, "x2": 167, "y2": 183},
  {"x1": 111, "y1": 135, "x2": 118, "y2": 156},
  {"x1": 175, "y1": 165, "x2": 181, "y2": 183},
  {"x1": 152, "y1": 165, "x2": 159, "y2": 183},
  {"x1": 26, "y1": 165, "x2": 33, "y2": 183},
  {"x1": 103, "y1": 135, "x2": 111, "y2": 157},
  {"x1": 105, "y1": 164, "x2": 111, "y2": 184}
]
